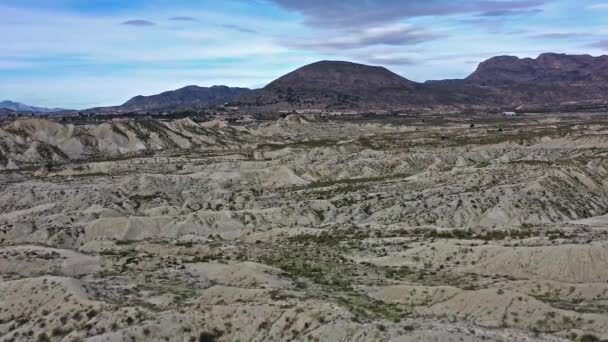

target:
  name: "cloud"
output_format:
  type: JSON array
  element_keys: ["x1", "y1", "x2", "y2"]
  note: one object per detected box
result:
[
  {"x1": 121, "y1": 19, "x2": 156, "y2": 26},
  {"x1": 0, "y1": 5, "x2": 286, "y2": 64},
  {"x1": 169, "y1": 16, "x2": 197, "y2": 22},
  {"x1": 530, "y1": 32, "x2": 588, "y2": 39},
  {"x1": 0, "y1": 59, "x2": 35, "y2": 70},
  {"x1": 268, "y1": 0, "x2": 547, "y2": 28},
  {"x1": 222, "y1": 24, "x2": 257, "y2": 34},
  {"x1": 459, "y1": 17, "x2": 510, "y2": 34},
  {"x1": 477, "y1": 8, "x2": 543, "y2": 16},
  {"x1": 287, "y1": 24, "x2": 443, "y2": 51},
  {"x1": 587, "y1": 3, "x2": 608, "y2": 10},
  {"x1": 1, "y1": 0, "x2": 597, "y2": 107},
  {"x1": 590, "y1": 40, "x2": 608, "y2": 50},
  {"x1": 359, "y1": 56, "x2": 416, "y2": 66}
]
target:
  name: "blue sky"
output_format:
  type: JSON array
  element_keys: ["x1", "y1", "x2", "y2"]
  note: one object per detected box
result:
[{"x1": 1, "y1": 0, "x2": 608, "y2": 109}]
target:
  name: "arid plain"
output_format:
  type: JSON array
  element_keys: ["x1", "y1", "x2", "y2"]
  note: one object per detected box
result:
[{"x1": 2, "y1": 113, "x2": 608, "y2": 341}]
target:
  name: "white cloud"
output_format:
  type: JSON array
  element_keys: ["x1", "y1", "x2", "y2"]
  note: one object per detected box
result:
[
  {"x1": 2, "y1": 0, "x2": 606, "y2": 108},
  {"x1": 0, "y1": 59, "x2": 36, "y2": 70},
  {"x1": 0, "y1": 4, "x2": 302, "y2": 107},
  {"x1": 0, "y1": 5, "x2": 288, "y2": 63},
  {"x1": 287, "y1": 23, "x2": 443, "y2": 51},
  {"x1": 0, "y1": 57, "x2": 311, "y2": 108},
  {"x1": 587, "y1": 3, "x2": 608, "y2": 9}
]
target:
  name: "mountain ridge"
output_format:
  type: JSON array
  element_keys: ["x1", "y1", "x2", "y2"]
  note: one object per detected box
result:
[
  {"x1": 237, "y1": 53, "x2": 608, "y2": 113},
  {"x1": 82, "y1": 85, "x2": 251, "y2": 114},
  {"x1": 46, "y1": 52, "x2": 608, "y2": 115},
  {"x1": 466, "y1": 52, "x2": 608, "y2": 85},
  {"x1": 237, "y1": 60, "x2": 424, "y2": 112},
  {"x1": 0, "y1": 100, "x2": 67, "y2": 114},
  {"x1": 121, "y1": 85, "x2": 251, "y2": 110}
]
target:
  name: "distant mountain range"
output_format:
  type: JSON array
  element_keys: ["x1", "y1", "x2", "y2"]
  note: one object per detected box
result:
[
  {"x1": 237, "y1": 53, "x2": 608, "y2": 113},
  {"x1": 7, "y1": 53, "x2": 608, "y2": 115},
  {"x1": 467, "y1": 53, "x2": 608, "y2": 85},
  {"x1": 0, "y1": 100, "x2": 67, "y2": 114},
  {"x1": 459, "y1": 53, "x2": 608, "y2": 111},
  {"x1": 82, "y1": 85, "x2": 251, "y2": 114}
]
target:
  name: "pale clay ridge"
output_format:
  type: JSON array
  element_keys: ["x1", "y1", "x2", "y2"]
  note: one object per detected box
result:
[{"x1": 0, "y1": 118, "x2": 249, "y2": 169}]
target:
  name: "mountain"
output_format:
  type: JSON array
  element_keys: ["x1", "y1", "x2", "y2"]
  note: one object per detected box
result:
[
  {"x1": 0, "y1": 100, "x2": 66, "y2": 114},
  {"x1": 236, "y1": 60, "x2": 503, "y2": 113},
  {"x1": 0, "y1": 108, "x2": 15, "y2": 116},
  {"x1": 461, "y1": 53, "x2": 608, "y2": 111},
  {"x1": 237, "y1": 54, "x2": 608, "y2": 113},
  {"x1": 237, "y1": 61, "x2": 424, "y2": 112},
  {"x1": 467, "y1": 53, "x2": 608, "y2": 85},
  {"x1": 85, "y1": 85, "x2": 251, "y2": 114},
  {"x1": 121, "y1": 85, "x2": 251, "y2": 111},
  {"x1": 266, "y1": 61, "x2": 417, "y2": 91},
  {"x1": 75, "y1": 53, "x2": 608, "y2": 115}
]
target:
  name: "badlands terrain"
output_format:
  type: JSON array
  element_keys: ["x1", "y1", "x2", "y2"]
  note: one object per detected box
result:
[{"x1": 2, "y1": 113, "x2": 608, "y2": 341}]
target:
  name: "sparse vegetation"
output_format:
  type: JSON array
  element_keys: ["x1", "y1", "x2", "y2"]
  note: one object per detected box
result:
[{"x1": 2, "y1": 114, "x2": 608, "y2": 341}]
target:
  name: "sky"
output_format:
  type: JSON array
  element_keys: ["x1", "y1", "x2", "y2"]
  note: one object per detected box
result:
[{"x1": 2, "y1": 0, "x2": 608, "y2": 109}]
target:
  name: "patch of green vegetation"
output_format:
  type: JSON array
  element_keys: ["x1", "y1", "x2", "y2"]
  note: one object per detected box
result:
[
  {"x1": 196, "y1": 329, "x2": 223, "y2": 342},
  {"x1": 580, "y1": 333, "x2": 608, "y2": 342},
  {"x1": 258, "y1": 230, "x2": 417, "y2": 322},
  {"x1": 337, "y1": 294, "x2": 409, "y2": 323},
  {"x1": 371, "y1": 226, "x2": 539, "y2": 241},
  {"x1": 257, "y1": 138, "x2": 338, "y2": 150},
  {"x1": 384, "y1": 266, "x2": 415, "y2": 280},
  {"x1": 304, "y1": 173, "x2": 412, "y2": 190},
  {"x1": 175, "y1": 241, "x2": 194, "y2": 248},
  {"x1": 261, "y1": 248, "x2": 354, "y2": 291},
  {"x1": 68, "y1": 172, "x2": 108, "y2": 178},
  {"x1": 287, "y1": 230, "x2": 368, "y2": 247},
  {"x1": 115, "y1": 240, "x2": 137, "y2": 245},
  {"x1": 110, "y1": 124, "x2": 129, "y2": 139},
  {"x1": 139, "y1": 279, "x2": 198, "y2": 306},
  {"x1": 423, "y1": 228, "x2": 536, "y2": 241}
]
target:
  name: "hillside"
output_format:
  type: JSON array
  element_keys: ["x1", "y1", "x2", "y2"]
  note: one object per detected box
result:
[
  {"x1": 237, "y1": 61, "x2": 426, "y2": 112},
  {"x1": 85, "y1": 85, "x2": 251, "y2": 114},
  {"x1": 75, "y1": 53, "x2": 608, "y2": 115},
  {"x1": 461, "y1": 53, "x2": 608, "y2": 111},
  {"x1": 121, "y1": 85, "x2": 251, "y2": 111},
  {"x1": 3, "y1": 114, "x2": 608, "y2": 341},
  {"x1": 467, "y1": 53, "x2": 608, "y2": 85},
  {"x1": 0, "y1": 108, "x2": 15, "y2": 116},
  {"x1": 266, "y1": 61, "x2": 417, "y2": 91},
  {"x1": 0, "y1": 100, "x2": 66, "y2": 114},
  {"x1": 238, "y1": 54, "x2": 608, "y2": 113}
]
